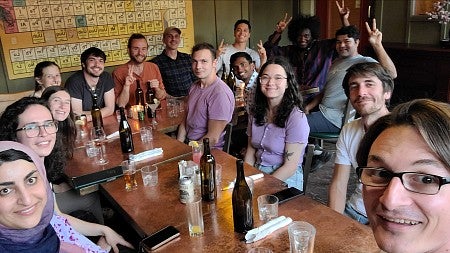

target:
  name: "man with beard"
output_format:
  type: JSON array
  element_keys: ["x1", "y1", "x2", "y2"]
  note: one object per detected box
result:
[
  {"x1": 65, "y1": 47, "x2": 115, "y2": 120},
  {"x1": 306, "y1": 21, "x2": 397, "y2": 171},
  {"x1": 151, "y1": 27, "x2": 196, "y2": 98},
  {"x1": 177, "y1": 43, "x2": 234, "y2": 148},
  {"x1": 328, "y1": 62, "x2": 394, "y2": 224},
  {"x1": 113, "y1": 33, "x2": 166, "y2": 108}
]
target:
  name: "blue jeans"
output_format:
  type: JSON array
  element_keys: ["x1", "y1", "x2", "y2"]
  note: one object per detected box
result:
[
  {"x1": 306, "y1": 111, "x2": 340, "y2": 133},
  {"x1": 256, "y1": 163, "x2": 303, "y2": 191},
  {"x1": 344, "y1": 203, "x2": 369, "y2": 225}
]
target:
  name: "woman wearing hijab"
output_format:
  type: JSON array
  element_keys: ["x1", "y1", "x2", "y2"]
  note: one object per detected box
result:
[{"x1": 0, "y1": 141, "x2": 102, "y2": 252}]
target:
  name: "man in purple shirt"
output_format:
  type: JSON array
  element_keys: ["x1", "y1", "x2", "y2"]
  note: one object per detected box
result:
[{"x1": 177, "y1": 43, "x2": 235, "y2": 148}]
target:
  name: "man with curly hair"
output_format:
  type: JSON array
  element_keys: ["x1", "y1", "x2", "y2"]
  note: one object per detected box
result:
[{"x1": 264, "y1": 1, "x2": 349, "y2": 103}]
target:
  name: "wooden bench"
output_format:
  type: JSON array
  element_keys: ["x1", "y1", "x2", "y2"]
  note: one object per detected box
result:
[{"x1": 0, "y1": 90, "x2": 34, "y2": 114}]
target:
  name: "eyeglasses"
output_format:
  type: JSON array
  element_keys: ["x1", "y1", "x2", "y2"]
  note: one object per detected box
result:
[
  {"x1": 15, "y1": 120, "x2": 58, "y2": 138},
  {"x1": 259, "y1": 75, "x2": 287, "y2": 85},
  {"x1": 356, "y1": 166, "x2": 450, "y2": 195}
]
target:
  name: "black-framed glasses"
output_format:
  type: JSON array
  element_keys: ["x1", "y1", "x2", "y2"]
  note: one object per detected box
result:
[
  {"x1": 15, "y1": 120, "x2": 58, "y2": 138},
  {"x1": 259, "y1": 75, "x2": 287, "y2": 85},
  {"x1": 356, "y1": 166, "x2": 450, "y2": 195}
]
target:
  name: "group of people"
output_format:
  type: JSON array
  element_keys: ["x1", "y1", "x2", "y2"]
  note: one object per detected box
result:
[{"x1": 0, "y1": 1, "x2": 449, "y2": 252}]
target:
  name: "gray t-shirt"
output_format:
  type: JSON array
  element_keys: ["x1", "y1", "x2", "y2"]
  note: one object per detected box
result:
[{"x1": 319, "y1": 55, "x2": 376, "y2": 128}]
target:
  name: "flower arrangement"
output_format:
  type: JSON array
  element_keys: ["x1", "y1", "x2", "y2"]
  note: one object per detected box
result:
[{"x1": 427, "y1": 0, "x2": 450, "y2": 24}]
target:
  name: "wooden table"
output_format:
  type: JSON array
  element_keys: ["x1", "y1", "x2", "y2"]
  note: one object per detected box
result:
[
  {"x1": 65, "y1": 130, "x2": 191, "y2": 191},
  {"x1": 100, "y1": 149, "x2": 379, "y2": 252}
]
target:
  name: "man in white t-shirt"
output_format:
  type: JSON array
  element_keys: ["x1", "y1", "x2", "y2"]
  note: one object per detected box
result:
[{"x1": 328, "y1": 62, "x2": 395, "y2": 224}]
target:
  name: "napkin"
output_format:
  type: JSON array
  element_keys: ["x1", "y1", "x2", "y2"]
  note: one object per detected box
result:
[
  {"x1": 221, "y1": 173, "x2": 264, "y2": 191},
  {"x1": 129, "y1": 148, "x2": 163, "y2": 162},
  {"x1": 245, "y1": 216, "x2": 292, "y2": 243},
  {"x1": 106, "y1": 131, "x2": 119, "y2": 140}
]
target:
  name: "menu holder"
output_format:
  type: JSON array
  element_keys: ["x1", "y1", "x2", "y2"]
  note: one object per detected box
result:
[{"x1": 65, "y1": 165, "x2": 123, "y2": 190}]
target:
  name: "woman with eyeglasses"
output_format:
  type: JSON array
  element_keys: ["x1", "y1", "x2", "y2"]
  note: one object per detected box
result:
[
  {"x1": 244, "y1": 56, "x2": 310, "y2": 190},
  {"x1": 0, "y1": 97, "x2": 133, "y2": 253},
  {"x1": 33, "y1": 61, "x2": 62, "y2": 98},
  {"x1": 356, "y1": 99, "x2": 450, "y2": 253},
  {"x1": 0, "y1": 141, "x2": 102, "y2": 252}
]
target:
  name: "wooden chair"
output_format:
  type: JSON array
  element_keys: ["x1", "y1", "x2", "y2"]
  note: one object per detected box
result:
[
  {"x1": 0, "y1": 90, "x2": 34, "y2": 114},
  {"x1": 222, "y1": 123, "x2": 233, "y2": 154},
  {"x1": 302, "y1": 144, "x2": 316, "y2": 193}
]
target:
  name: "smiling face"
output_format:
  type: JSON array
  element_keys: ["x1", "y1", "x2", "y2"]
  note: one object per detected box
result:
[
  {"x1": 363, "y1": 126, "x2": 450, "y2": 253},
  {"x1": 35, "y1": 65, "x2": 61, "y2": 89},
  {"x1": 16, "y1": 105, "x2": 56, "y2": 158},
  {"x1": 336, "y1": 34, "x2": 359, "y2": 58},
  {"x1": 296, "y1": 28, "x2": 312, "y2": 48},
  {"x1": 82, "y1": 55, "x2": 105, "y2": 77},
  {"x1": 163, "y1": 30, "x2": 181, "y2": 50},
  {"x1": 0, "y1": 159, "x2": 47, "y2": 229},
  {"x1": 234, "y1": 23, "x2": 250, "y2": 44},
  {"x1": 231, "y1": 56, "x2": 255, "y2": 83},
  {"x1": 348, "y1": 74, "x2": 391, "y2": 117},
  {"x1": 128, "y1": 38, "x2": 148, "y2": 64},
  {"x1": 259, "y1": 64, "x2": 288, "y2": 104},
  {"x1": 48, "y1": 90, "x2": 71, "y2": 121}
]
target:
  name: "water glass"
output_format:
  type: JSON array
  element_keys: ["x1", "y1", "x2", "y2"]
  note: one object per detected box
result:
[
  {"x1": 141, "y1": 165, "x2": 158, "y2": 187},
  {"x1": 257, "y1": 194, "x2": 279, "y2": 223},
  {"x1": 186, "y1": 197, "x2": 204, "y2": 237},
  {"x1": 288, "y1": 221, "x2": 316, "y2": 253},
  {"x1": 85, "y1": 140, "x2": 98, "y2": 158},
  {"x1": 139, "y1": 126, "x2": 153, "y2": 143}
]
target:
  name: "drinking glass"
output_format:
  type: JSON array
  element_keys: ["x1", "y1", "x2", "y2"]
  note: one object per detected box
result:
[
  {"x1": 148, "y1": 101, "x2": 160, "y2": 126},
  {"x1": 90, "y1": 127, "x2": 108, "y2": 165},
  {"x1": 257, "y1": 194, "x2": 279, "y2": 223}
]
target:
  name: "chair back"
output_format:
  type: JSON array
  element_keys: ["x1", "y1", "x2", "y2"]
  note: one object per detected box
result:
[
  {"x1": 222, "y1": 123, "x2": 233, "y2": 154},
  {"x1": 302, "y1": 144, "x2": 316, "y2": 193},
  {"x1": 0, "y1": 90, "x2": 34, "y2": 115}
]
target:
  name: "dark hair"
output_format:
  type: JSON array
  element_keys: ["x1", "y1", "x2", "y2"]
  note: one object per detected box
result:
[
  {"x1": 234, "y1": 19, "x2": 251, "y2": 31},
  {"x1": 41, "y1": 86, "x2": 77, "y2": 159},
  {"x1": 80, "y1": 47, "x2": 106, "y2": 66},
  {"x1": 34, "y1": 61, "x2": 60, "y2": 92},
  {"x1": 0, "y1": 97, "x2": 65, "y2": 183},
  {"x1": 127, "y1": 33, "x2": 147, "y2": 49},
  {"x1": 252, "y1": 56, "x2": 303, "y2": 128},
  {"x1": 342, "y1": 62, "x2": 394, "y2": 103},
  {"x1": 356, "y1": 99, "x2": 450, "y2": 169},
  {"x1": 192, "y1": 42, "x2": 216, "y2": 60},
  {"x1": 335, "y1": 25, "x2": 360, "y2": 40},
  {"x1": 0, "y1": 149, "x2": 33, "y2": 166},
  {"x1": 230, "y1": 52, "x2": 253, "y2": 66},
  {"x1": 287, "y1": 15, "x2": 321, "y2": 44}
]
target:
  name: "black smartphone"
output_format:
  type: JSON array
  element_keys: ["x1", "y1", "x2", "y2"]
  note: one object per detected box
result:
[
  {"x1": 141, "y1": 226, "x2": 180, "y2": 252},
  {"x1": 273, "y1": 187, "x2": 303, "y2": 204}
]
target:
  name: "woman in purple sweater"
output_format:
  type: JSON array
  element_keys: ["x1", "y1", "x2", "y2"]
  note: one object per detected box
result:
[{"x1": 244, "y1": 56, "x2": 310, "y2": 190}]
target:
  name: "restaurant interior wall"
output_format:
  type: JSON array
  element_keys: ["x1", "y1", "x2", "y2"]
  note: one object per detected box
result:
[{"x1": 0, "y1": 0, "x2": 445, "y2": 94}]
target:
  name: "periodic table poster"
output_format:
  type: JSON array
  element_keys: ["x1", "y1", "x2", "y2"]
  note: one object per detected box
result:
[{"x1": 0, "y1": 0, "x2": 195, "y2": 80}]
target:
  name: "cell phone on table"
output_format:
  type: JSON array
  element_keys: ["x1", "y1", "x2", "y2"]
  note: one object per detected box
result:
[
  {"x1": 273, "y1": 187, "x2": 303, "y2": 204},
  {"x1": 140, "y1": 225, "x2": 180, "y2": 252}
]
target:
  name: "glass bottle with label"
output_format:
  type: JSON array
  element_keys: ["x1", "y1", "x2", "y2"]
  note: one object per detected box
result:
[
  {"x1": 200, "y1": 138, "x2": 216, "y2": 201},
  {"x1": 119, "y1": 107, "x2": 134, "y2": 153},
  {"x1": 91, "y1": 93, "x2": 103, "y2": 129}
]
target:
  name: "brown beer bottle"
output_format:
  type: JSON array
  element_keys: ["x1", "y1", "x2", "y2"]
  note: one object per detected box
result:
[
  {"x1": 91, "y1": 93, "x2": 103, "y2": 129},
  {"x1": 200, "y1": 138, "x2": 216, "y2": 201},
  {"x1": 232, "y1": 159, "x2": 253, "y2": 233},
  {"x1": 135, "y1": 80, "x2": 145, "y2": 106}
]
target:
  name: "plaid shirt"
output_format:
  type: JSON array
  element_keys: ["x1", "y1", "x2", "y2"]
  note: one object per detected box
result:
[{"x1": 151, "y1": 50, "x2": 196, "y2": 97}]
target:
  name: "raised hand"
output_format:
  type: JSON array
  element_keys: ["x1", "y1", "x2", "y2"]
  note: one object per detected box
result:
[
  {"x1": 257, "y1": 40, "x2": 267, "y2": 65},
  {"x1": 276, "y1": 13, "x2": 292, "y2": 33},
  {"x1": 365, "y1": 18, "x2": 382, "y2": 46},
  {"x1": 125, "y1": 65, "x2": 136, "y2": 87},
  {"x1": 216, "y1": 39, "x2": 227, "y2": 58},
  {"x1": 336, "y1": 0, "x2": 350, "y2": 19}
]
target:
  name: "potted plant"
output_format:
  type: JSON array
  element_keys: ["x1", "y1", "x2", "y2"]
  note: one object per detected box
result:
[{"x1": 427, "y1": 0, "x2": 450, "y2": 48}]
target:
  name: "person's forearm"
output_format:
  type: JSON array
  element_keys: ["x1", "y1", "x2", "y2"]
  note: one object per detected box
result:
[
  {"x1": 328, "y1": 182, "x2": 347, "y2": 213},
  {"x1": 372, "y1": 43, "x2": 397, "y2": 78},
  {"x1": 244, "y1": 144, "x2": 256, "y2": 166},
  {"x1": 117, "y1": 88, "x2": 130, "y2": 107},
  {"x1": 155, "y1": 87, "x2": 166, "y2": 100},
  {"x1": 63, "y1": 213, "x2": 106, "y2": 236},
  {"x1": 177, "y1": 121, "x2": 187, "y2": 142}
]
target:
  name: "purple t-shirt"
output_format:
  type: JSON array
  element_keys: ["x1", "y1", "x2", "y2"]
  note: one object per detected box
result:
[
  {"x1": 186, "y1": 77, "x2": 235, "y2": 148},
  {"x1": 248, "y1": 108, "x2": 309, "y2": 166}
]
